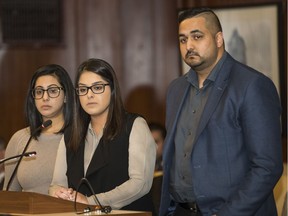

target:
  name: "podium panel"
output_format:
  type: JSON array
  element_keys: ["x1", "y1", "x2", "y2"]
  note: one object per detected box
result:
[
  {"x1": 0, "y1": 191, "x2": 151, "y2": 215},
  {"x1": 0, "y1": 191, "x2": 91, "y2": 214}
]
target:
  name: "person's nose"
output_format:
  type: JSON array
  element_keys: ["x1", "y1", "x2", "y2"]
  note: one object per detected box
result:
[
  {"x1": 186, "y1": 37, "x2": 194, "y2": 51},
  {"x1": 86, "y1": 88, "x2": 94, "y2": 98},
  {"x1": 42, "y1": 91, "x2": 50, "y2": 101}
]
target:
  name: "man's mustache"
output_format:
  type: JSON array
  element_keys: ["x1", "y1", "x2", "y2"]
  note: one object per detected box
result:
[{"x1": 186, "y1": 50, "x2": 198, "y2": 58}]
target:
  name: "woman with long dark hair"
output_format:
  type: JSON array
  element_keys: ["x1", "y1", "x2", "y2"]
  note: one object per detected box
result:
[
  {"x1": 4, "y1": 64, "x2": 75, "y2": 194},
  {"x1": 50, "y1": 58, "x2": 156, "y2": 213}
]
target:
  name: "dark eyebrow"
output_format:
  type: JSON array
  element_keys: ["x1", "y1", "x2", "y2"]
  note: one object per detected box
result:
[
  {"x1": 190, "y1": 29, "x2": 203, "y2": 34},
  {"x1": 178, "y1": 33, "x2": 187, "y2": 38},
  {"x1": 92, "y1": 81, "x2": 105, "y2": 85},
  {"x1": 34, "y1": 84, "x2": 59, "y2": 89},
  {"x1": 47, "y1": 84, "x2": 60, "y2": 88},
  {"x1": 78, "y1": 81, "x2": 104, "y2": 86},
  {"x1": 179, "y1": 29, "x2": 203, "y2": 37}
]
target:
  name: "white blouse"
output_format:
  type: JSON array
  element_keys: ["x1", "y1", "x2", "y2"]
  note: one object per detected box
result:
[{"x1": 49, "y1": 117, "x2": 157, "y2": 209}]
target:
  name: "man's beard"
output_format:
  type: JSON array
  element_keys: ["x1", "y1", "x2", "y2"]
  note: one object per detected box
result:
[
  {"x1": 184, "y1": 50, "x2": 202, "y2": 68},
  {"x1": 184, "y1": 57, "x2": 203, "y2": 70}
]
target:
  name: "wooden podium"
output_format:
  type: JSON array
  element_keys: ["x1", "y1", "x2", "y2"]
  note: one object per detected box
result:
[{"x1": 0, "y1": 191, "x2": 151, "y2": 215}]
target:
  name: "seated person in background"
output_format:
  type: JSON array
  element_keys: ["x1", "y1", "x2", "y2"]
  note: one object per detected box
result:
[
  {"x1": 0, "y1": 137, "x2": 6, "y2": 190},
  {"x1": 148, "y1": 122, "x2": 166, "y2": 215},
  {"x1": 148, "y1": 122, "x2": 166, "y2": 171},
  {"x1": 49, "y1": 58, "x2": 157, "y2": 214},
  {"x1": 4, "y1": 64, "x2": 75, "y2": 194}
]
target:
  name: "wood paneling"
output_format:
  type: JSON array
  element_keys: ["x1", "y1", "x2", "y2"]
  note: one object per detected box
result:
[
  {"x1": 0, "y1": 0, "x2": 78, "y2": 143},
  {"x1": 74, "y1": 0, "x2": 179, "y2": 123},
  {"x1": 0, "y1": 0, "x2": 286, "y2": 146},
  {"x1": 177, "y1": 0, "x2": 287, "y2": 139}
]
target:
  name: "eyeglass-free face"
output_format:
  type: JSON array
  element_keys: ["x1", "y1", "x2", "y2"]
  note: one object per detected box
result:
[
  {"x1": 32, "y1": 86, "x2": 64, "y2": 99},
  {"x1": 75, "y1": 83, "x2": 109, "y2": 96}
]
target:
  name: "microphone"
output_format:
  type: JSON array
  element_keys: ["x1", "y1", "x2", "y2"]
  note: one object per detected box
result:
[
  {"x1": 5, "y1": 120, "x2": 52, "y2": 191},
  {"x1": 0, "y1": 151, "x2": 36, "y2": 164},
  {"x1": 74, "y1": 178, "x2": 112, "y2": 214},
  {"x1": 32, "y1": 120, "x2": 52, "y2": 136}
]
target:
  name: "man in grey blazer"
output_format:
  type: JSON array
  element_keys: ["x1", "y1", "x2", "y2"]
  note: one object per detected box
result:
[{"x1": 159, "y1": 8, "x2": 283, "y2": 216}]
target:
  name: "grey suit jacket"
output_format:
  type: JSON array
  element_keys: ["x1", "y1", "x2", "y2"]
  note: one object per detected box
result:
[{"x1": 159, "y1": 53, "x2": 283, "y2": 216}]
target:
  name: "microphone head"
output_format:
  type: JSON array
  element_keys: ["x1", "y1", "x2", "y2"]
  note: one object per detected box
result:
[
  {"x1": 24, "y1": 151, "x2": 37, "y2": 157},
  {"x1": 42, "y1": 120, "x2": 52, "y2": 128}
]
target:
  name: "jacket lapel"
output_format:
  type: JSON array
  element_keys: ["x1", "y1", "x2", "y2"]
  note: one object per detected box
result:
[
  {"x1": 85, "y1": 139, "x2": 109, "y2": 177},
  {"x1": 193, "y1": 56, "x2": 233, "y2": 144},
  {"x1": 163, "y1": 78, "x2": 190, "y2": 163}
]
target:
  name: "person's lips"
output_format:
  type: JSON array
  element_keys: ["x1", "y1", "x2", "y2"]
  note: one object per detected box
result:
[
  {"x1": 86, "y1": 102, "x2": 97, "y2": 106},
  {"x1": 41, "y1": 105, "x2": 52, "y2": 110}
]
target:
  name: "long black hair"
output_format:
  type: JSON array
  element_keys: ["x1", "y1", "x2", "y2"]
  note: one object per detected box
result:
[
  {"x1": 25, "y1": 64, "x2": 75, "y2": 139},
  {"x1": 68, "y1": 58, "x2": 125, "y2": 152}
]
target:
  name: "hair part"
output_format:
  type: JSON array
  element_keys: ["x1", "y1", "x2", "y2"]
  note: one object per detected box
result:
[
  {"x1": 25, "y1": 64, "x2": 75, "y2": 140},
  {"x1": 68, "y1": 58, "x2": 125, "y2": 152}
]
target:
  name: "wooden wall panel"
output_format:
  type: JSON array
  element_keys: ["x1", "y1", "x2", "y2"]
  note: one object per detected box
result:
[
  {"x1": 0, "y1": 0, "x2": 285, "y2": 146},
  {"x1": 177, "y1": 0, "x2": 287, "y2": 139},
  {"x1": 121, "y1": 0, "x2": 179, "y2": 123},
  {"x1": 75, "y1": 0, "x2": 122, "y2": 66},
  {"x1": 0, "y1": 0, "x2": 179, "y2": 143},
  {"x1": 74, "y1": 0, "x2": 179, "y2": 124},
  {"x1": 0, "y1": 0, "x2": 78, "y2": 143}
]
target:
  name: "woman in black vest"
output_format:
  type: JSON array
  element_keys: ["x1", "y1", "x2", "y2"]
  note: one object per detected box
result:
[{"x1": 49, "y1": 58, "x2": 157, "y2": 214}]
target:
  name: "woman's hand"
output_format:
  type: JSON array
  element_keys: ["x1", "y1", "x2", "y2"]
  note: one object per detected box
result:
[
  {"x1": 53, "y1": 186, "x2": 74, "y2": 201},
  {"x1": 72, "y1": 191, "x2": 89, "y2": 204},
  {"x1": 51, "y1": 186, "x2": 88, "y2": 205}
]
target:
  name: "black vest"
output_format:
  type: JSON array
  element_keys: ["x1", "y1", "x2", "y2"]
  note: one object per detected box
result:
[{"x1": 66, "y1": 113, "x2": 155, "y2": 213}]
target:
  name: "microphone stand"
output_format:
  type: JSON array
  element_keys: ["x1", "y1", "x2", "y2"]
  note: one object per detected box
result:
[
  {"x1": 0, "y1": 151, "x2": 36, "y2": 164},
  {"x1": 74, "y1": 178, "x2": 112, "y2": 214},
  {"x1": 5, "y1": 120, "x2": 52, "y2": 191}
]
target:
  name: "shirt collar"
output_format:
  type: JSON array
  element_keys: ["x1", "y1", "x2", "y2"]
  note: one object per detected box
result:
[
  {"x1": 186, "y1": 51, "x2": 228, "y2": 87},
  {"x1": 87, "y1": 121, "x2": 104, "y2": 138},
  {"x1": 88, "y1": 122, "x2": 94, "y2": 134}
]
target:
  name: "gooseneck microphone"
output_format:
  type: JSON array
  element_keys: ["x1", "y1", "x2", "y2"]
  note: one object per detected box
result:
[
  {"x1": 74, "y1": 178, "x2": 112, "y2": 214},
  {"x1": 5, "y1": 120, "x2": 52, "y2": 191},
  {"x1": 0, "y1": 151, "x2": 36, "y2": 164}
]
